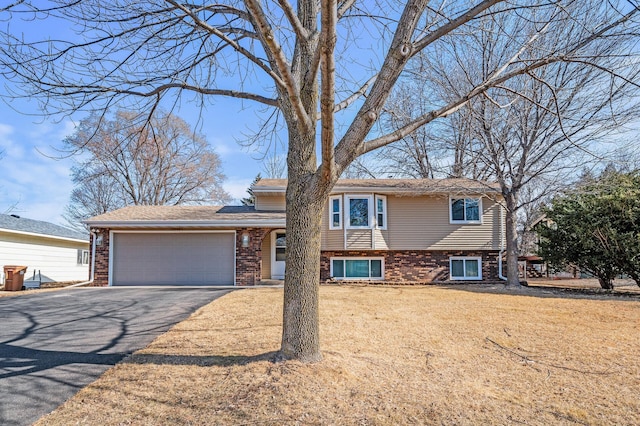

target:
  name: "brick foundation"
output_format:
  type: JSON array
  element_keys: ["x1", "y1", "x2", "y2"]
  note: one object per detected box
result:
[{"x1": 320, "y1": 250, "x2": 501, "y2": 283}]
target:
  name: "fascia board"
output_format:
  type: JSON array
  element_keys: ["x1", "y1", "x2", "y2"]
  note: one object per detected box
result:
[
  {"x1": 83, "y1": 220, "x2": 286, "y2": 228},
  {"x1": 0, "y1": 227, "x2": 89, "y2": 244}
]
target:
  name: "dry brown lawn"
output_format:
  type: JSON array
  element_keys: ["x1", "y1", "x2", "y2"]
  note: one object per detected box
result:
[{"x1": 37, "y1": 285, "x2": 639, "y2": 425}]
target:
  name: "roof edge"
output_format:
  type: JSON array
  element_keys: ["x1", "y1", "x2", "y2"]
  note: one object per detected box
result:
[
  {"x1": 0, "y1": 227, "x2": 89, "y2": 244},
  {"x1": 252, "y1": 179, "x2": 501, "y2": 194},
  {"x1": 84, "y1": 219, "x2": 287, "y2": 228}
]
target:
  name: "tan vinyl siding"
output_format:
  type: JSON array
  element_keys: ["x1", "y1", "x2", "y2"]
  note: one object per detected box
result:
[
  {"x1": 373, "y1": 229, "x2": 389, "y2": 250},
  {"x1": 346, "y1": 229, "x2": 372, "y2": 250},
  {"x1": 321, "y1": 201, "x2": 344, "y2": 250},
  {"x1": 261, "y1": 232, "x2": 271, "y2": 279},
  {"x1": 319, "y1": 193, "x2": 503, "y2": 251},
  {"x1": 255, "y1": 194, "x2": 285, "y2": 211},
  {"x1": 387, "y1": 195, "x2": 503, "y2": 250}
]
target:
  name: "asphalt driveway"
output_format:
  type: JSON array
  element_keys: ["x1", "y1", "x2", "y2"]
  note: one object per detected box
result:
[{"x1": 0, "y1": 287, "x2": 233, "y2": 426}]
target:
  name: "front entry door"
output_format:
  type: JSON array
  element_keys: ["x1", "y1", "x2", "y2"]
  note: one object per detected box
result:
[{"x1": 271, "y1": 230, "x2": 286, "y2": 279}]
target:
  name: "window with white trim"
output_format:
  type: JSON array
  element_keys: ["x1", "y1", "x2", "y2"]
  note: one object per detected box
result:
[
  {"x1": 343, "y1": 194, "x2": 387, "y2": 229},
  {"x1": 331, "y1": 258, "x2": 384, "y2": 280},
  {"x1": 450, "y1": 197, "x2": 482, "y2": 223},
  {"x1": 347, "y1": 195, "x2": 370, "y2": 228},
  {"x1": 330, "y1": 195, "x2": 342, "y2": 229},
  {"x1": 77, "y1": 249, "x2": 89, "y2": 265},
  {"x1": 375, "y1": 195, "x2": 387, "y2": 229},
  {"x1": 449, "y1": 257, "x2": 482, "y2": 280}
]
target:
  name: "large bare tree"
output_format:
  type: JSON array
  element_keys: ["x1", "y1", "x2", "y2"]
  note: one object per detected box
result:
[
  {"x1": 380, "y1": 3, "x2": 640, "y2": 285},
  {"x1": 63, "y1": 110, "x2": 231, "y2": 229},
  {"x1": 2, "y1": 1, "x2": 639, "y2": 361},
  {"x1": 380, "y1": 82, "x2": 490, "y2": 179}
]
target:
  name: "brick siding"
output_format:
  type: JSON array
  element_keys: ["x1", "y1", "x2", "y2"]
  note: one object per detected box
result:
[
  {"x1": 89, "y1": 228, "x2": 501, "y2": 286},
  {"x1": 235, "y1": 228, "x2": 270, "y2": 286},
  {"x1": 90, "y1": 229, "x2": 110, "y2": 287},
  {"x1": 320, "y1": 250, "x2": 501, "y2": 283}
]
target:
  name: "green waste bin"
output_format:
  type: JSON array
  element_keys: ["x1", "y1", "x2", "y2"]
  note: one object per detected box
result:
[{"x1": 4, "y1": 266, "x2": 27, "y2": 291}]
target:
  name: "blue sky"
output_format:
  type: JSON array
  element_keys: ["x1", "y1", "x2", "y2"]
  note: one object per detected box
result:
[
  {"x1": 0, "y1": 96, "x2": 267, "y2": 226},
  {"x1": 0, "y1": 6, "x2": 295, "y2": 227},
  {"x1": 0, "y1": 3, "x2": 382, "y2": 228}
]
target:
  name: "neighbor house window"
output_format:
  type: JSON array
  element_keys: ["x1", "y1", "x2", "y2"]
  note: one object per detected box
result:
[
  {"x1": 450, "y1": 257, "x2": 482, "y2": 280},
  {"x1": 344, "y1": 194, "x2": 387, "y2": 229},
  {"x1": 77, "y1": 249, "x2": 90, "y2": 266},
  {"x1": 450, "y1": 197, "x2": 481, "y2": 223},
  {"x1": 331, "y1": 258, "x2": 384, "y2": 280},
  {"x1": 330, "y1": 195, "x2": 342, "y2": 230}
]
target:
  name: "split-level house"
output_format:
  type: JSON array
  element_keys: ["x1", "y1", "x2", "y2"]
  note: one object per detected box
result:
[{"x1": 84, "y1": 178, "x2": 506, "y2": 286}]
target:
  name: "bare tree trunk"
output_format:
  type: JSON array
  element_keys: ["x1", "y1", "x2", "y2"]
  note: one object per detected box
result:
[
  {"x1": 280, "y1": 191, "x2": 324, "y2": 362},
  {"x1": 630, "y1": 273, "x2": 640, "y2": 288},
  {"x1": 280, "y1": 125, "x2": 326, "y2": 362},
  {"x1": 504, "y1": 192, "x2": 521, "y2": 287},
  {"x1": 598, "y1": 277, "x2": 614, "y2": 290}
]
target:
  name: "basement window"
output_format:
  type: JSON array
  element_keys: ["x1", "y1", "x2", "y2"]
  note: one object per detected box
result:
[
  {"x1": 450, "y1": 257, "x2": 482, "y2": 280},
  {"x1": 331, "y1": 258, "x2": 383, "y2": 280}
]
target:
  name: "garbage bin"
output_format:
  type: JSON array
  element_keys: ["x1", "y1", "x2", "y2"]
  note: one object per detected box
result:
[{"x1": 3, "y1": 266, "x2": 27, "y2": 291}]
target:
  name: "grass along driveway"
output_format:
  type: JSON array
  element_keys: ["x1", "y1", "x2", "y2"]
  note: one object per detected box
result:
[{"x1": 37, "y1": 286, "x2": 639, "y2": 425}]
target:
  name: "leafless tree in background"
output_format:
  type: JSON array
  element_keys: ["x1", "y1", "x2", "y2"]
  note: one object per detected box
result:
[
  {"x1": 379, "y1": 81, "x2": 491, "y2": 179},
  {"x1": 1, "y1": 0, "x2": 639, "y2": 361},
  {"x1": 63, "y1": 110, "x2": 230, "y2": 229},
  {"x1": 381, "y1": 3, "x2": 640, "y2": 285},
  {"x1": 262, "y1": 154, "x2": 287, "y2": 179}
]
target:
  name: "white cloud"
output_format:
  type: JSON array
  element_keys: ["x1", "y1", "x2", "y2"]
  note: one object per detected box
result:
[
  {"x1": 0, "y1": 123, "x2": 14, "y2": 139},
  {"x1": 0, "y1": 123, "x2": 27, "y2": 159},
  {"x1": 223, "y1": 177, "x2": 253, "y2": 204}
]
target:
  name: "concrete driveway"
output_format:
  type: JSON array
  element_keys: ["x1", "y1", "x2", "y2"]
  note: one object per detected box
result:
[{"x1": 0, "y1": 286, "x2": 233, "y2": 426}]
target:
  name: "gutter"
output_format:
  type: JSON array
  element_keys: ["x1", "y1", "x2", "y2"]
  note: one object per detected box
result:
[
  {"x1": 498, "y1": 249, "x2": 507, "y2": 281},
  {"x1": 252, "y1": 186, "x2": 501, "y2": 196},
  {"x1": 498, "y1": 204, "x2": 507, "y2": 281},
  {"x1": 83, "y1": 219, "x2": 287, "y2": 228},
  {"x1": 68, "y1": 230, "x2": 96, "y2": 288}
]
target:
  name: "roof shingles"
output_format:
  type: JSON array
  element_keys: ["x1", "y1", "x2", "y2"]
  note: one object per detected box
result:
[
  {"x1": 0, "y1": 214, "x2": 88, "y2": 241},
  {"x1": 85, "y1": 205, "x2": 285, "y2": 224},
  {"x1": 253, "y1": 178, "x2": 500, "y2": 193}
]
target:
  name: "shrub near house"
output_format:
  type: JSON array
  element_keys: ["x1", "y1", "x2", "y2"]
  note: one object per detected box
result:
[{"x1": 538, "y1": 171, "x2": 640, "y2": 289}]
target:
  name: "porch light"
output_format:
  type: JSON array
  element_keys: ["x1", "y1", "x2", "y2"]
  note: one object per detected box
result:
[{"x1": 241, "y1": 233, "x2": 250, "y2": 248}]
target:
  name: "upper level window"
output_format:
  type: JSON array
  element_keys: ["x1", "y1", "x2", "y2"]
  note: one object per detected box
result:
[
  {"x1": 347, "y1": 196, "x2": 370, "y2": 228},
  {"x1": 450, "y1": 197, "x2": 481, "y2": 224},
  {"x1": 342, "y1": 194, "x2": 387, "y2": 229},
  {"x1": 375, "y1": 195, "x2": 387, "y2": 230},
  {"x1": 330, "y1": 195, "x2": 342, "y2": 230}
]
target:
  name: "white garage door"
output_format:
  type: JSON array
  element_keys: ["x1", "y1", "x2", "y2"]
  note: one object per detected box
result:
[{"x1": 112, "y1": 232, "x2": 235, "y2": 286}]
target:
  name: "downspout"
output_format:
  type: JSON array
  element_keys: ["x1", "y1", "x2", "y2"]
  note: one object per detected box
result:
[
  {"x1": 498, "y1": 202, "x2": 507, "y2": 281},
  {"x1": 68, "y1": 230, "x2": 96, "y2": 288}
]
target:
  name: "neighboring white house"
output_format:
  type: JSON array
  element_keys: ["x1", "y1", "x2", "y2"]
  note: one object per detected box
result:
[{"x1": 0, "y1": 214, "x2": 90, "y2": 283}]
